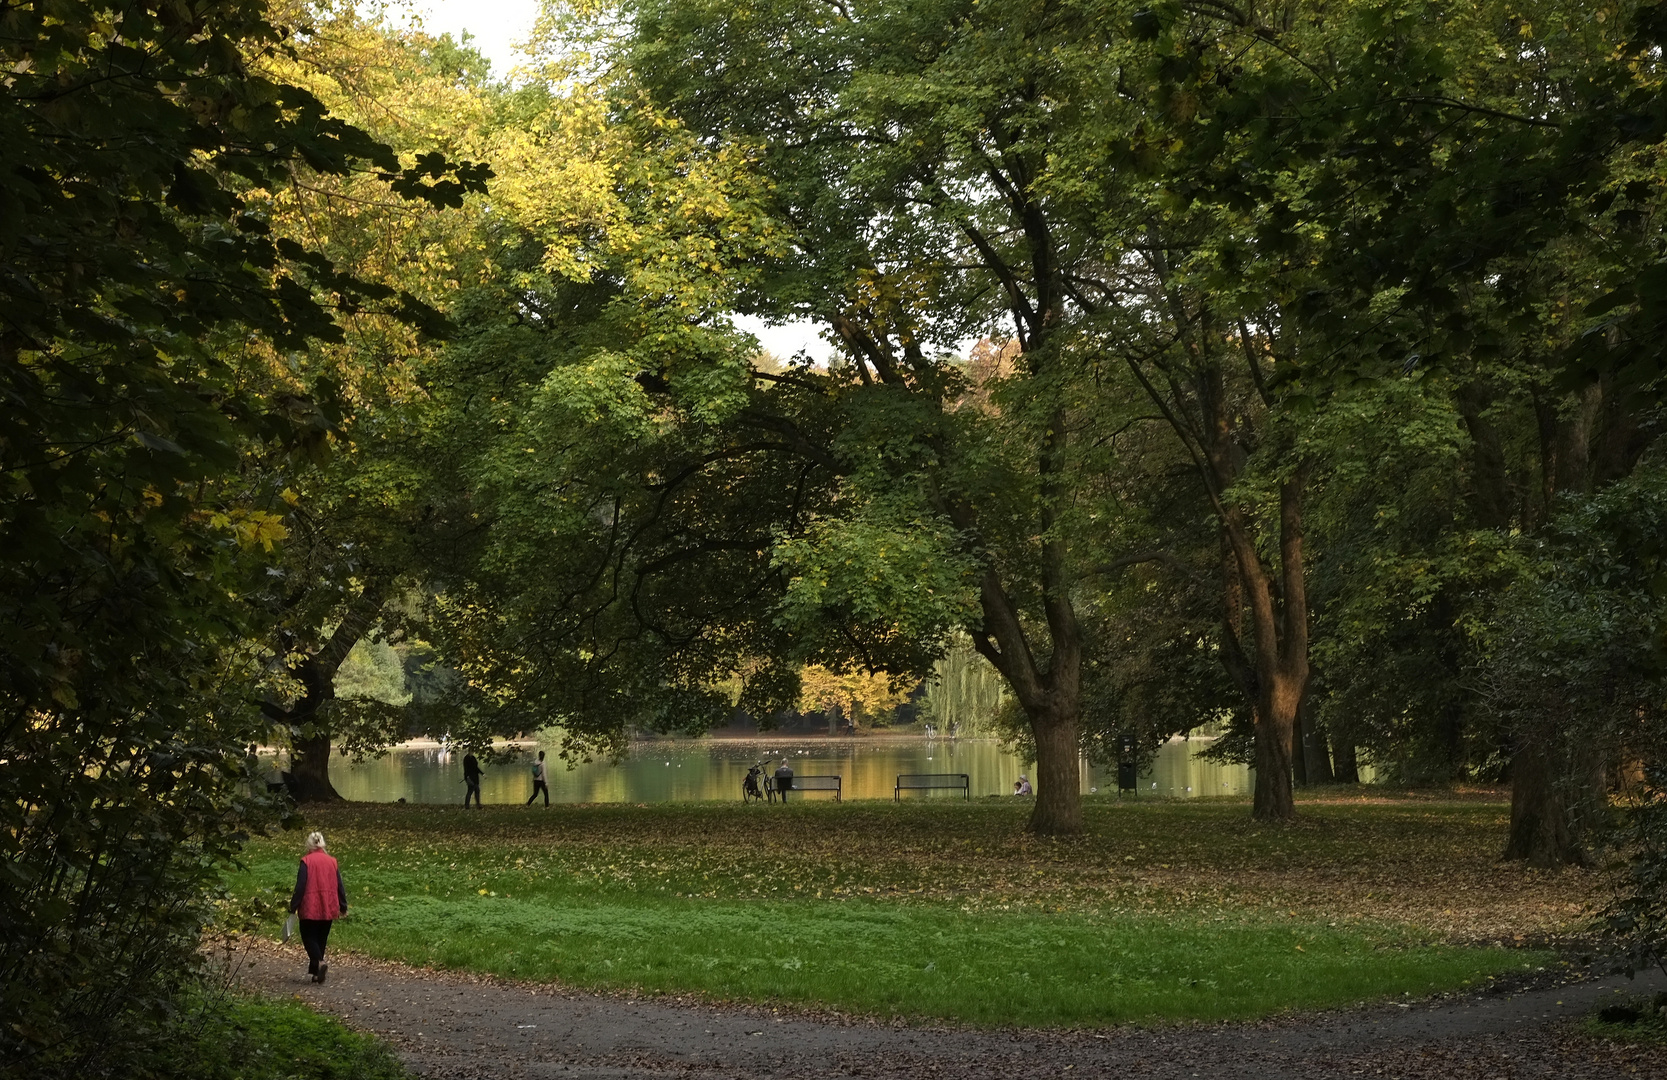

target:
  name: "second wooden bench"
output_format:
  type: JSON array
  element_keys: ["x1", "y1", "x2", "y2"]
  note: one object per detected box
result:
[{"x1": 893, "y1": 773, "x2": 970, "y2": 801}]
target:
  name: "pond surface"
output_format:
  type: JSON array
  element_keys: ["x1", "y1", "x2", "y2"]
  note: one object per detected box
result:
[{"x1": 319, "y1": 736, "x2": 1251, "y2": 805}]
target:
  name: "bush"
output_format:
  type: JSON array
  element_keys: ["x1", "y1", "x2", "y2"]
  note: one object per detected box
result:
[{"x1": 1605, "y1": 764, "x2": 1667, "y2": 978}]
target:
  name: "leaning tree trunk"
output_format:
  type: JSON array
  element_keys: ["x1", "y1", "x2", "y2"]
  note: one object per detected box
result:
[
  {"x1": 267, "y1": 582, "x2": 386, "y2": 804},
  {"x1": 1220, "y1": 472, "x2": 1310, "y2": 823}
]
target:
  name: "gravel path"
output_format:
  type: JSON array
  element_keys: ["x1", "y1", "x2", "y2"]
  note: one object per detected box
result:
[{"x1": 237, "y1": 944, "x2": 1667, "y2": 1079}]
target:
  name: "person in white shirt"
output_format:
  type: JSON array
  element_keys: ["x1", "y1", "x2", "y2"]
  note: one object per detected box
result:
[{"x1": 526, "y1": 750, "x2": 550, "y2": 806}]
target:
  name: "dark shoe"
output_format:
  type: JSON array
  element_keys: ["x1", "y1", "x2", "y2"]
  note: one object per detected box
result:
[{"x1": 317, "y1": 963, "x2": 327, "y2": 984}]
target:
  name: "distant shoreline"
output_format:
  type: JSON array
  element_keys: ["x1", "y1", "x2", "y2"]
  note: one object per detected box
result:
[{"x1": 255, "y1": 731, "x2": 1219, "y2": 754}]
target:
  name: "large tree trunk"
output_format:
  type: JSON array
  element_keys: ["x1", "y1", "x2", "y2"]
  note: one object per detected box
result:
[
  {"x1": 1503, "y1": 732, "x2": 1582, "y2": 867},
  {"x1": 1456, "y1": 379, "x2": 1518, "y2": 531},
  {"x1": 1503, "y1": 393, "x2": 1606, "y2": 862},
  {"x1": 969, "y1": 550, "x2": 1085, "y2": 836},
  {"x1": 1253, "y1": 671, "x2": 1302, "y2": 819},
  {"x1": 1028, "y1": 697, "x2": 1083, "y2": 835},
  {"x1": 971, "y1": 570, "x2": 1085, "y2": 835},
  {"x1": 1504, "y1": 719, "x2": 1608, "y2": 867},
  {"x1": 289, "y1": 732, "x2": 339, "y2": 802},
  {"x1": 266, "y1": 582, "x2": 387, "y2": 804},
  {"x1": 959, "y1": 394, "x2": 1086, "y2": 835}
]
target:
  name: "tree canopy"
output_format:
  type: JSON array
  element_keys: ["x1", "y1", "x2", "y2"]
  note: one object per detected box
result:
[
  {"x1": 8, "y1": 3, "x2": 1667, "y2": 1067},
  {"x1": 0, "y1": 0, "x2": 484, "y2": 1067}
]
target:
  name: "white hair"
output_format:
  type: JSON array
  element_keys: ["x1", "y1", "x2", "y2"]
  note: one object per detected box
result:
[{"x1": 305, "y1": 831, "x2": 326, "y2": 852}]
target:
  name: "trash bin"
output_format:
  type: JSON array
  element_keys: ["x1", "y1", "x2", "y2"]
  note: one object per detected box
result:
[{"x1": 1117, "y1": 733, "x2": 1138, "y2": 793}]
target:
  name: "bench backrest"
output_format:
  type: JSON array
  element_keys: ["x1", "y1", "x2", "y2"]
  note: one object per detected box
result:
[
  {"x1": 895, "y1": 773, "x2": 970, "y2": 787},
  {"x1": 791, "y1": 774, "x2": 841, "y2": 789}
]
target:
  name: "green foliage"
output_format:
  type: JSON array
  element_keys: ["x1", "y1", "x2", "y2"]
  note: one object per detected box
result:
[
  {"x1": 1606, "y1": 766, "x2": 1667, "y2": 978},
  {"x1": 227, "y1": 9, "x2": 506, "y2": 783},
  {"x1": 773, "y1": 496, "x2": 980, "y2": 674},
  {"x1": 409, "y1": 91, "x2": 841, "y2": 753},
  {"x1": 336, "y1": 638, "x2": 413, "y2": 707},
  {"x1": 1478, "y1": 463, "x2": 1667, "y2": 858},
  {"x1": 1302, "y1": 377, "x2": 1527, "y2": 781},
  {"x1": 555, "y1": 0, "x2": 1667, "y2": 837},
  {"x1": 921, "y1": 634, "x2": 1007, "y2": 734},
  {"x1": 0, "y1": 1, "x2": 484, "y2": 1070},
  {"x1": 12, "y1": 0, "x2": 1667, "y2": 1057}
]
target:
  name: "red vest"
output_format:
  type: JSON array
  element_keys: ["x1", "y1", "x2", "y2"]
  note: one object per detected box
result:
[{"x1": 297, "y1": 850, "x2": 342, "y2": 920}]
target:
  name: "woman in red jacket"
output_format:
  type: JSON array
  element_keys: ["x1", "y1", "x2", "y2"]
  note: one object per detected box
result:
[{"x1": 290, "y1": 831, "x2": 348, "y2": 983}]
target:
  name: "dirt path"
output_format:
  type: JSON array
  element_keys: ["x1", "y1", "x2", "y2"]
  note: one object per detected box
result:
[{"x1": 237, "y1": 945, "x2": 1666, "y2": 1079}]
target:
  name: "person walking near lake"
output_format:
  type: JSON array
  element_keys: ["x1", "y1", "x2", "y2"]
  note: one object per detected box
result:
[
  {"x1": 527, "y1": 750, "x2": 550, "y2": 806},
  {"x1": 290, "y1": 831, "x2": 347, "y2": 984},
  {"x1": 463, "y1": 751, "x2": 483, "y2": 808}
]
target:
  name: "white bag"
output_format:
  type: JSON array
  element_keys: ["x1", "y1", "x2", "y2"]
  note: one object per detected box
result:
[{"x1": 282, "y1": 913, "x2": 297, "y2": 943}]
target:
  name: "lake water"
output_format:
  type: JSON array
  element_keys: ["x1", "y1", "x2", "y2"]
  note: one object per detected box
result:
[{"x1": 317, "y1": 736, "x2": 1252, "y2": 805}]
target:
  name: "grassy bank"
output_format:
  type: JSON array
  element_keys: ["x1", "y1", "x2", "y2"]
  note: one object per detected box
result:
[
  {"x1": 183, "y1": 994, "x2": 410, "y2": 1080},
  {"x1": 226, "y1": 794, "x2": 1590, "y2": 1026},
  {"x1": 56, "y1": 990, "x2": 412, "y2": 1080}
]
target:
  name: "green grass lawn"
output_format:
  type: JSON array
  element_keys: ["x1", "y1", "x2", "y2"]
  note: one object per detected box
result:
[{"x1": 225, "y1": 794, "x2": 1579, "y2": 1026}]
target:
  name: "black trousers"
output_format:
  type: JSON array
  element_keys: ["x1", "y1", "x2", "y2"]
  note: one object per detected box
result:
[
  {"x1": 464, "y1": 777, "x2": 482, "y2": 807},
  {"x1": 527, "y1": 780, "x2": 549, "y2": 806},
  {"x1": 299, "y1": 918, "x2": 333, "y2": 973}
]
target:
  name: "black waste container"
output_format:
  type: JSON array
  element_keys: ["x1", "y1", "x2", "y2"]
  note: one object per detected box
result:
[{"x1": 1117, "y1": 732, "x2": 1138, "y2": 792}]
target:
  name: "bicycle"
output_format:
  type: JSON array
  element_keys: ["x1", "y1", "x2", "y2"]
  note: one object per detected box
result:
[{"x1": 742, "y1": 761, "x2": 767, "y2": 803}]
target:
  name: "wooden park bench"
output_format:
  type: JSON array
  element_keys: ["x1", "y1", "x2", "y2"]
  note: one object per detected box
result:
[
  {"x1": 894, "y1": 773, "x2": 970, "y2": 801},
  {"x1": 768, "y1": 774, "x2": 843, "y2": 802}
]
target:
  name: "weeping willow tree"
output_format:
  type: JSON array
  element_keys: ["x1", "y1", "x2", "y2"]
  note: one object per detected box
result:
[{"x1": 922, "y1": 634, "x2": 1007, "y2": 734}]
